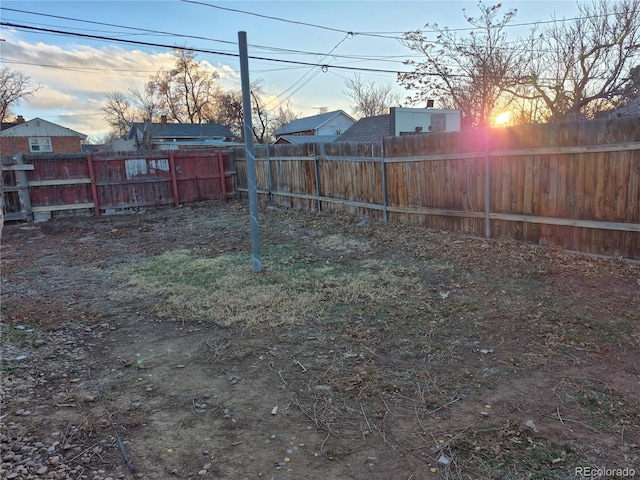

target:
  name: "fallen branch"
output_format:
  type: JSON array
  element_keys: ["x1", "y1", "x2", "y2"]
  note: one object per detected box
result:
[
  {"x1": 360, "y1": 403, "x2": 372, "y2": 433},
  {"x1": 88, "y1": 369, "x2": 136, "y2": 473},
  {"x1": 294, "y1": 359, "x2": 307, "y2": 372}
]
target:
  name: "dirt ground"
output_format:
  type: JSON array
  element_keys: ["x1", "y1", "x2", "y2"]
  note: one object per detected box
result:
[{"x1": 1, "y1": 200, "x2": 639, "y2": 480}]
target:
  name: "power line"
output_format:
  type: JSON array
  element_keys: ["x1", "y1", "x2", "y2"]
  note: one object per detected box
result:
[
  {"x1": 1, "y1": 22, "x2": 571, "y2": 83},
  {"x1": 266, "y1": 33, "x2": 352, "y2": 109},
  {"x1": 8, "y1": 5, "x2": 610, "y2": 68},
  {"x1": 1, "y1": 21, "x2": 414, "y2": 75},
  {"x1": 179, "y1": 0, "x2": 618, "y2": 39},
  {"x1": 1, "y1": 58, "x2": 156, "y2": 76},
  {"x1": 180, "y1": 0, "x2": 358, "y2": 36},
  {"x1": 0, "y1": 7, "x2": 421, "y2": 64},
  {"x1": 0, "y1": 7, "x2": 237, "y2": 45}
]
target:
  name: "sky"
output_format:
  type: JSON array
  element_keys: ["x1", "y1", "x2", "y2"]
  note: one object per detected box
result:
[{"x1": 0, "y1": 0, "x2": 588, "y2": 140}]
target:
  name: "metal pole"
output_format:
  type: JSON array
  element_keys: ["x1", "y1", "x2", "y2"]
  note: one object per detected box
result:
[{"x1": 238, "y1": 31, "x2": 262, "y2": 272}]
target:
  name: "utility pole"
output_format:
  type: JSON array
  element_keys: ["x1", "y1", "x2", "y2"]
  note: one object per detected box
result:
[{"x1": 238, "y1": 31, "x2": 262, "y2": 272}]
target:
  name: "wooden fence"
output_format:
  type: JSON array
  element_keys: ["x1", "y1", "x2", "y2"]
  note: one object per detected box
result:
[
  {"x1": 1, "y1": 149, "x2": 234, "y2": 220},
  {"x1": 233, "y1": 117, "x2": 640, "y2": 260}
]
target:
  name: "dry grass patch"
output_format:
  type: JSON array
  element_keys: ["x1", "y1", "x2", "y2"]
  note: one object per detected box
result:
[{"x1": 116, "y1": 245, "x2": 425, "y2": 328}]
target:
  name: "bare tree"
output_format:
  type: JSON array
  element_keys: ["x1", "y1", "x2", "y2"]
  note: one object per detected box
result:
[
  {"x1": 250, "y1": 81, "x2": 270, "y2": 144},
  {"x1": 103, "y1": 91, "x2": 136, "y2": 138},
  {"x1": 343, "y1": 74, "x2": 403, "y2": 118},
  {"x1": 87, "y1": 130, "x2": 121, "y2": 145},
  {"x1": 102, "y1": 82, "x2": 159, "y2": 142},
  {"x1": 517, "y1": 0, "x2": 640, "y2": 121},
  {"x1": 147, "y1": 49, "x2": 220, "y2": 124},
  {"x1": 0, "y1": 67, "x2": 41, "y2": 122},
  {"x1": 212, "y1": 89, "x2": 244, "y2": 139},
  {"x1": 620, "y1": 65, "x2": 640, "y2": 100},
  {"x1": 269, "y1": 101, "x2": 300, "y2": 135},
  {"x1": 399, "y1": 2, "x2": 527, "y2": 128},
  {"x1": 213, "y1": 82, "x2": 300, "y2": 143},
  {"x1": 102, "y1": 50, "x2": 298, "y2": 144}
]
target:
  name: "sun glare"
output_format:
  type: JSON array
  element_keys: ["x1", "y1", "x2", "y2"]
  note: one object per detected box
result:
[{"x1": 495, "y1": 111, "x2": 512, "y2": 126}]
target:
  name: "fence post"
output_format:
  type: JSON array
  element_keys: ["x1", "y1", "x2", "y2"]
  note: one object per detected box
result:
[
  {"x1": 168, "y1": 151, "x2": 180, "y2": 206},
  {"x1": 313, "y1": 143, "x2": 322, "y2": 212},
  {"x1": 86, "y1": 153, "x2": 100, "y2": 215},
  {"x1": 14, "y1": 154, "x2": 33, "y2": 219},
  {"x1": 484, "y1": 134, "x2": 491, "y2": 238},
  {"x1": 229, "y1": 149, "x2": 239, "y2": 198},
  {"x1": 267, "y1": 144, "x2": 273, "y2": 203},
  {"x1": 371, "y1": 145, "x2": 376, "y2": 203},
  {"x1": 217, "y1": 151, "x2": 227, "y2": 199},
  {"x1": 381, "y1": 138, "x2": 388, "y2": 223}
]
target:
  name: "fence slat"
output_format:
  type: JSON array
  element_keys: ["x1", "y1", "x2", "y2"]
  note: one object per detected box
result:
[{"x1": 232, "y1": 117, "x2": 640, "y2": 259}]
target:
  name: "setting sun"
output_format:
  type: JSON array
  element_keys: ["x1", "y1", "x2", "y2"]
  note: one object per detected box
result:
[{"x1": 495, "y1": 111, "x2": 512, "y2": 126}]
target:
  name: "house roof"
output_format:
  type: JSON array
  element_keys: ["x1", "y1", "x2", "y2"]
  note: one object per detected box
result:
[
  {"x1": 0, "y1": 117, "x2": 87, "y2": 139},
  {"x1": 273, "y1": 110, "x2": 355, "y2": 136},
  {"x1": 1, "y1": 122, "x2": 19, "y2": 131},
  {"x1": 276, "y1": 135, "x2": 338, "y2": 145},
  {"x1": 335, "y1": 115, "x2": 391, "y2": 143},
  {"x1": 609, "y1": 97, "x2": 640, "y2": 118},
  {"x1": 128, "y1": 122, "x2": 233, "y2": 140}
]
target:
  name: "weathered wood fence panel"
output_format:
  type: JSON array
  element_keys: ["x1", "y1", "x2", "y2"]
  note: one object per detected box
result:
[
  {"x1": 91, "y1": 153, "x2": 175, "y2": 212},
  {"x1": 8, "y1": 149, "x2": 234, "y2": 218},
  {"x1": 25, "y1": 153, "x2": 95, "y2": 214},
  {"x1": 233, "y1": 117, "x2": 640, "y2": 259}
]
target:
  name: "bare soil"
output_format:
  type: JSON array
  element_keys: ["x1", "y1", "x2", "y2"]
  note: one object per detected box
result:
[{"x1": 1, "y1": 200, "x2": 639, "y2": 480}]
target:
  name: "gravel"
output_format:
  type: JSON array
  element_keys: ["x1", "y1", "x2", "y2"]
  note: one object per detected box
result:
[{"x1": 1, "y1": 325, "x2": 136, "y2": 480}]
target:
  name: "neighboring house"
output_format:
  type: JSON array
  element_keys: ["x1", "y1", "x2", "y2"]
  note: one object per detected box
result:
[
  {"x1": 82, "y1": 144, "x2": 106, "y2": 153},
  {"x1": 608, "y1": 97, "x2": 640, "y2": 118},
  {"x1": 334, "y1": 115, "x2": 391, "y2": 143},
  {"x1": 273, "y1": 110, "x2": 356, "y2": 143},
  {"x1": 274, "y1": 134, "x2": 338, "y2": 145},
  {"x1": 1, "y1": 116, "x2": 87, "y2": 157},
  {"x1": 126, "y1": 116, "x2": 236, "y2": 151},
  {"x1": 336, "y1": 107, "x2": 461, "y2": 144}
]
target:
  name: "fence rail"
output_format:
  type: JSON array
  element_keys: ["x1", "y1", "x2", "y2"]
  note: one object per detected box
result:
[{"x1": 233, "y1": 117, "x2": 640, "y2": 259}]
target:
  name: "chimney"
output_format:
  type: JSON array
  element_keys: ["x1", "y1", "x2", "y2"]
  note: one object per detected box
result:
[
  {"x1": 161, "y1": 115, "x2": 168, "y2": 124},
  {"x1": 16, "y1": 115, "x2": 25, "y2": 124}
]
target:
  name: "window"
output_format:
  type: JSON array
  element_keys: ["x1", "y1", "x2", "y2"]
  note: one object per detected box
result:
[
  {"x1": 430, "y1": 114, "x2": 446, "y2": 132},
  {"x1": 29, "y1": 137, "x2": 53, "y2": 153}
]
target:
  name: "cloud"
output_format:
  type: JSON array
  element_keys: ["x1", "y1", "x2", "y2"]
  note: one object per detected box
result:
[
  {"x1": 4, "y1": 40, "x2": 172, "y2": 94},
  {"x1": 28, "y1": 86, "x2": 78, "y2": 110},
  {"x1": 2, "y1": 35, "x2": 339, "y2": 135},
  {"x1": 2, "y1": 39, "x2": 239, "y2": 136},
  {"x1": 218, "y1": 64, "x2": 240, "y2": 80}
]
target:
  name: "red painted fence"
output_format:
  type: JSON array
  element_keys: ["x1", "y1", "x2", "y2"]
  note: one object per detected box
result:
[{"x1": 20, "y1": 149, "x2": 234, "y2": 217}]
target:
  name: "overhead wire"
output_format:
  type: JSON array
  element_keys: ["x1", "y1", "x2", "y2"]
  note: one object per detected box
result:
[
  {"x1": 2, "y1": 5, "x2": 634, "y2": 92},
  {"x1": 1, "y1": 7, "x2": 238, "y2": 45},
  {"x1": 1, "y1": 21, "x2": 583, "y2": 83},
  {"x1": 264, "y1": 33, "x2": 352, "y2": 109},
  {"x1": 0, "y1": 7, "x2": 423, "y2": 62},
  {"x1": 179, "y1": 0, "x2": 620, "y2": 37},
  {"x1": 0, "y1": 21, "x2": 415, "y2": 75},
  {"x1": 4, "y1": 5, "x2": 622, "y2": 72},
  {"x1": 180, "y1": 0, "x2": 360, "y2": 36},
  {"x1": 0, "y1": 58, "x2": 156, "y2": 77}
]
